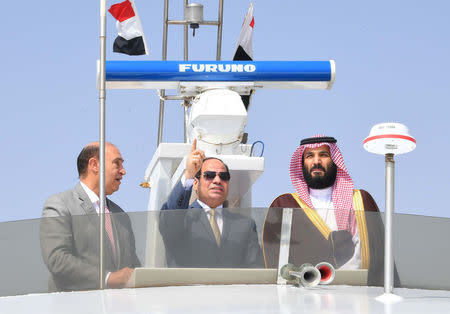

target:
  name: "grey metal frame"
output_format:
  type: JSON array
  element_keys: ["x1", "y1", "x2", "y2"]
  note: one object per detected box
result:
[{"x1": 157, "y1": 0, "x2": 224, "y2": 146}]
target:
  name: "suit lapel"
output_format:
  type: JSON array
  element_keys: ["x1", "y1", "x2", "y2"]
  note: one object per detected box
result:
[
  {"x1": 221, "y1": 209, "x2": 232, "y2": 245},
  {"x1": 75, "y1": 183, "x2": 97, "y2": 215},
  {"x1": 191, "y1": 201, "x2": 221, "y2": 249},
  {"x1": 75, "y1": 183, "x2": 118, "y2": 269}
]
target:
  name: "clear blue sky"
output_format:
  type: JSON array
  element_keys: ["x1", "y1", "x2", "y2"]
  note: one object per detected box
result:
[{"x1": 1, "y1": 1, "x2": 449, "y2": 222}]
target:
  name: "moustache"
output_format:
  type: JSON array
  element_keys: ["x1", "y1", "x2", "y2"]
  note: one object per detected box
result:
[{"x1": 310, "y1": 165, "x2": 326, "y2": 172}]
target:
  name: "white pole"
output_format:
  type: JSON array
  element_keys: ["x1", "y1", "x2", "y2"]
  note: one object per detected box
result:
[
  {"x1": 99, "y1": 0, "x2": 107, "y2": 290},
  {"x1": 384, "y1": 153, "x2": 395, "y2": 294}
]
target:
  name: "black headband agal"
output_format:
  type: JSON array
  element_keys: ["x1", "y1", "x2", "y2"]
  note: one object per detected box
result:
[{"x1": 300, "y1": 136, "x2": 337, "y2": 146}]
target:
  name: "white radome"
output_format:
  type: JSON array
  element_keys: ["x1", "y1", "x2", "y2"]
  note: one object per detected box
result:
[
  {"x1": 363, "y1": 122, "x2": 416, "y2": 155},
  {"x1": 187, "y1": 89, "x2": 248, "y2": 155}
]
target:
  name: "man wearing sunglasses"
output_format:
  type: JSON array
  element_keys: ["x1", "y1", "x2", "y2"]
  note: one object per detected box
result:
[{"x1": 159, "y1": 140, "x2": 263, "y2": 268}]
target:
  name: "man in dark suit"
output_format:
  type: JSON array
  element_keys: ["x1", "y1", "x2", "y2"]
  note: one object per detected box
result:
[
  {"x1": 159, "y1": 140, "x2": 263, "y2": 268},
  {"x1": 40, "y1": 142, "x2": 140, "y2": 291}
]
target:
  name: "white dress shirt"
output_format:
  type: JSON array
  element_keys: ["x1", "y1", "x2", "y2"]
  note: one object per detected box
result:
[
  {"x1": 309, "y1": 187, "x2": 361, "y2": 269},
  {"x1": 196, "y1": 200, "x2": 224, "y2": 234}
]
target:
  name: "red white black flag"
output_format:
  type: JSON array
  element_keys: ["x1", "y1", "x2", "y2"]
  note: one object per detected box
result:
[
  {"x1": 108, "y1": 0, "x2": 149, "y2": 56},
  {"x1": 233, "y1": 2, "x2": 254, "y2": 61},
  {"x1": 233, "y1": 3, "x2": 254, "y2": 110}
]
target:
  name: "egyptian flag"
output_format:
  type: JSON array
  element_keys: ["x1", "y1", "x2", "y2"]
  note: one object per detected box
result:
[
  {"x1": 233, "y1": 3, "x2": 254, "y2": 61},
  {"x1": 108, "y1": 0, "x2": 149, "y2": 56},
  {"x1": 233, "y1": 3, "x2": 254, "y2": 110}
]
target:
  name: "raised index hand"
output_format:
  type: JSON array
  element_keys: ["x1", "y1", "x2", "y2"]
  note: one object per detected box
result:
[{"x1": 185, "y1": 139, "x2": 205, "y2": 179}]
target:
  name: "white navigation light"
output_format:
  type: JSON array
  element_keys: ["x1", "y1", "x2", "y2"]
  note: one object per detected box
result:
[
  {"x1": 363, "y1": 122, "x2": 416, "y2": 155},
  {"x1": 188, "y1": 89, "x2": 247, "y2": 155},
  {"x1": 185, "y1": 3, "x2": 203, "y2": 36}
]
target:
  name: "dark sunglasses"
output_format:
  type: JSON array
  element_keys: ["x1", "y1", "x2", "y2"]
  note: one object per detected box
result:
[{"x1": 202, "y1": 171, "x2": 231, "y2": 181}]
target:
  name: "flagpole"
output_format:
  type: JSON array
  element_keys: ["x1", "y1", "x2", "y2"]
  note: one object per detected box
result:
[{"x1": 99, "y1": 0, "x2": 107, "y2": 290}]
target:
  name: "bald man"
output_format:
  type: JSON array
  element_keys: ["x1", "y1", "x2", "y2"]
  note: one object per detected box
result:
[{"x1": 40, "y1": 142, "x2": 140, "y2": 292}]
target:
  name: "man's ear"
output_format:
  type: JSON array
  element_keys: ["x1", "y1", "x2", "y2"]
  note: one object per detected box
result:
[
  {"x1": 193, "y1": 177, "x2": 199, "y2": 193},
  {"x1": 88, "y1": 157, "x2": 99, "y2": 174}
]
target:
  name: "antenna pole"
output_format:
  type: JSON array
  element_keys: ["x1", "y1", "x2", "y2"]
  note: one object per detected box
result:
[{"x1": 384, "y1": 153, "x2": 395, "y2": 294}]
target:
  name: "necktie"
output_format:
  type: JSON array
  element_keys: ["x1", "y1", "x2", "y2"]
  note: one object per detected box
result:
[
  {"x1": 98, "y1": 201, "x2": 117, "y2": 261},
  {"x1": 209, "y1": 209, "x2": 221, "y2": 246}
]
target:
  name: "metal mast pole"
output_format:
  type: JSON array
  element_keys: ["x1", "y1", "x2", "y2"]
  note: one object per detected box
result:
[
  {"x1": 158, "y1": 0, "x2": 224, "y2": 145},
  {"x1": 216, "y1": 0, "x2": 224, "y2": 60},
  {"x1": 157, "y1": 0, "x2": 170, "y2": 146},
  {"x1": 99, "y1": 0, "x2": 107, "y2": 290},
  {"x1": 183, "y1": 0, "x2": 189, "y2": 60},
  {"x1": 384, "y1": 153, "x2": 395, "y2": 294},
  {"x1": 183, "y1": 0, "x2": 189, "y2": 143}
]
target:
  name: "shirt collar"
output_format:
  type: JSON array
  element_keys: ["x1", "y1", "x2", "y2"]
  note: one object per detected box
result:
[
  {"x1": 80, "y1": 181, "x2": 99, "y2": 205},
  {"x1": 197, "y1": 199, "x2": 223, "y2": 215}
]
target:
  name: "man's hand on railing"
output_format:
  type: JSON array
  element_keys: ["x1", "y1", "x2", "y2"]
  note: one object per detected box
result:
[{"x1": 107, "y1": 267, "x2": 134, "y2": 288}]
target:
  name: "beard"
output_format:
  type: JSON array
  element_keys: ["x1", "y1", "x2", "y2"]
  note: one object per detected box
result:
[{"x1": 302, "y1": 161, "x2": 337, "y2": 189}]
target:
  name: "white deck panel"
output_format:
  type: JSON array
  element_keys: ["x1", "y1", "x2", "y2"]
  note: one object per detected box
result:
[{"x1": 1, "y1": 285, "x2": 449, "y2": 314}]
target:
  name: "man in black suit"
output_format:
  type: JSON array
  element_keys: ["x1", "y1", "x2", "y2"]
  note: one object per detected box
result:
[{"x1": 159, "y1": 139, "x2": 263, "y2": 268}]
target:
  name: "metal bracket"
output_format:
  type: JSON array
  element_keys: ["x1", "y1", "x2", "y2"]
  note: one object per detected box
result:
[
  {"x1": 178, "y1": 82, "x2": 255, "y2": 96},
  {"x1": 277, "y1": 208, "x2": 293, "y2": 285}
]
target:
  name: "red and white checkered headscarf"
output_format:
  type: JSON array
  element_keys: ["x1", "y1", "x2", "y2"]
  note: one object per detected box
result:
[{"x1": 289, "y1": 134, "x2": 356, "y2": 235}]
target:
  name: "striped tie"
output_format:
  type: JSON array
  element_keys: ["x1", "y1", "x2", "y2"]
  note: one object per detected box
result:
[
  {"x1": 98, "y1": 201, "x2": 117, "y2": 261},
  {"x1": 209, "y1": 209, "x2": 221, "y2": 246}
]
